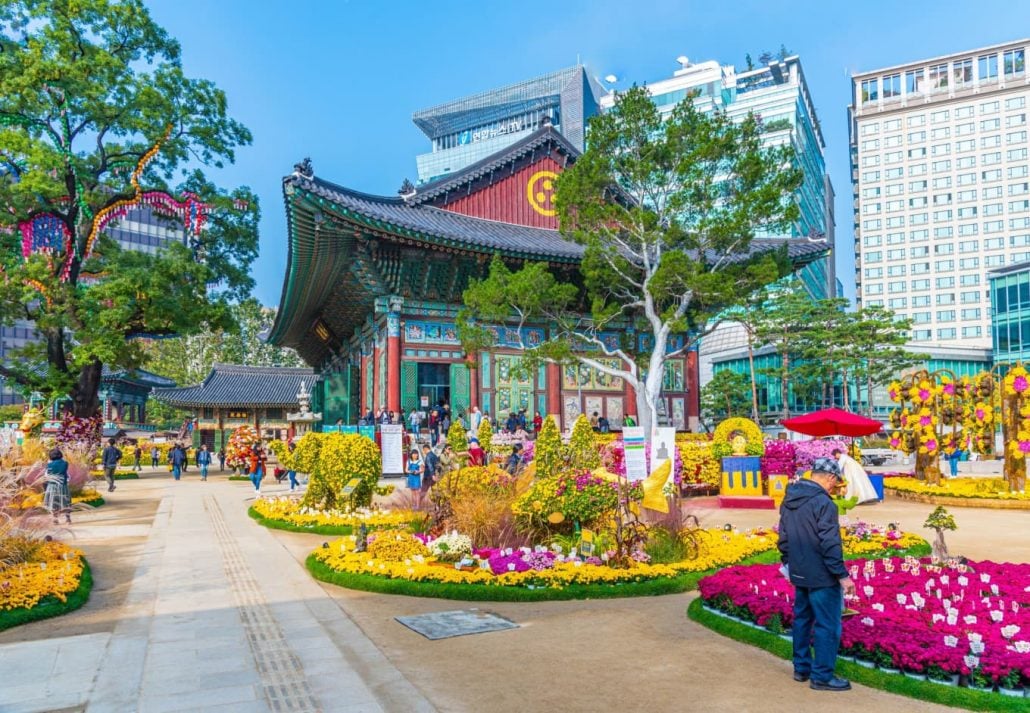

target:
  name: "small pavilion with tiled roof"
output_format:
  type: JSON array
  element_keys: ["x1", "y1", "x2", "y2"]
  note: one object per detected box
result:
[
  {"x1": 152, "y1": 363, "x2": 315, "y2": 448},
  {"x1": 268, "y1": 124, "x2": 829, "y2": 431}
]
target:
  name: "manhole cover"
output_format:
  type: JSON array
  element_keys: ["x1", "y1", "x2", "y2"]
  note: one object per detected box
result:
[{"x1": 395, "y1": 609, "x2": 519, "y2": 640}]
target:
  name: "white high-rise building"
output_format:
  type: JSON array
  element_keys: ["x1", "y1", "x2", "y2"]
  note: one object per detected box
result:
[{"x1": 850, "y1": 39, "x2": 1029, "y2": 349}]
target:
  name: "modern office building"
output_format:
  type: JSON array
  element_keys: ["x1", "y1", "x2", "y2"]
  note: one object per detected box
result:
[
  {"x1": 602, "y1": 55, "x2": 836, "y2": 300},
  {"x1": 0, "y1": 205, "x2": 190, "y2": 405},
  {"x1": 989, "y1": 259, "x2": 1030, "y2": 362},
  {"x1": 412, "y1": 65, "x2": 604, "y2": 184},
  {"x1": 709, "y1": 343, "x2": 991, "y2": 423},
  {"x1": 850, "y1": 39, "x2": 1030, "y2": 350}
]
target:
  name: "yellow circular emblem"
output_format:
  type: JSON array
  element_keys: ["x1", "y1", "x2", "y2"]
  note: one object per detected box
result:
[{"x1": 526, "y1": 170, "x2": 559, "y2": 217}]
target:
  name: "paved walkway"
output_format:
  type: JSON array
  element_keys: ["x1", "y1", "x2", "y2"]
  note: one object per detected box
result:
[{"x1": 0, "y1": 477, "x2": 432, "y2": 713}]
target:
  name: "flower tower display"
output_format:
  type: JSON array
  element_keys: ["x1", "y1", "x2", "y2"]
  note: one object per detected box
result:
[
  {"x1": 887, "y1": 369, "x2": 971, "y2": 483},
  {"x1": 225, "y1": 425, "x2": 260, "y2": 470},
  {"x1": 999, "y1": 364, "x2": 1030, "y2": 493},
  {"x1": 711, "y1": 418, "x2": 765, "y2": 499},
  {"x1": 566, "y1": 414, "x2": 599, "y2": 471},
  {"x1": 476, "y1": 416, "x2": 493, "y2": 456},
  {"x1": 447, "y1": 419, "x2": 469, "y2": 458},
  {"x1": 534, "y1": 415, "x2": 563, "y2": 479}
]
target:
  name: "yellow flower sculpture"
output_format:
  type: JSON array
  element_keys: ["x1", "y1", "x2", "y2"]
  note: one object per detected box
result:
[{"x1": 712, "y1": 417, "x2": 764, "y2": 459}]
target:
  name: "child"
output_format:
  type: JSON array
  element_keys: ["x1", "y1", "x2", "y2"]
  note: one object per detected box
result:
[
  {"x1": 406, "y1": 449, "x2": 423, "y2": 490},
  {"x1": 43, "y1": 448, "x2": 71, "y2": 525}
]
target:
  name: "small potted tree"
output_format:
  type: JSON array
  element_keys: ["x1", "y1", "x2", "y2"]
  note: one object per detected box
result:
[{"x1": 923, "y1": 505, "x2": 957, "y2": 561}]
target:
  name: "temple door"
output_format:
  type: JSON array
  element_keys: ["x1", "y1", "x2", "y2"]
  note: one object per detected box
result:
[
  {"x1": 449, "y1": 363, "x2": 470, "y2": 422},
  {"x1": 401, "y1": 362, "x2": 419, "y2": 412}
]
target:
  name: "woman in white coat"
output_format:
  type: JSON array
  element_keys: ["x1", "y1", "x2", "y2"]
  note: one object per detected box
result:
[{"x1": 833, "y1": 448, "x2": 879, "y2": 504}]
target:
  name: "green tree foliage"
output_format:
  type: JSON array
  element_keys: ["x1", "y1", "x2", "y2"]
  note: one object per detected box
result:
[
  {"x1": 566, "y1": 414, "x2": 599, "y2": 471},
  {"x1": 460, "y1": 86, "x2": 802, "y2": 439},
  {"x1": 700, "y1": 370, "x2": 752, "y2": 425},
  {"x1": 0, "y1": 0, "x2": 256, "y2": 416},
  {"x1": 535, "y1": 415, "x2": 564, "y2": 479}
]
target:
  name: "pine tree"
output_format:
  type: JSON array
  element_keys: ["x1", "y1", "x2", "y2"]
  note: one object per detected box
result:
[
  {"x1": 567, "y1": 414, "x2": 599, "y2": 470},
  {"x1": 536, "y1": 415, "x2": 564, "y2": 479}
]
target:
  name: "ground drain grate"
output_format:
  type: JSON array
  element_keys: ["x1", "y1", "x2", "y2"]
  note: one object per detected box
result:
[
  {"x1": 396, "y1": 609, "x2": 519, "y2": 640},
  {"x1": 206, "y1": 496, "x2": 322, "y2": 712}
]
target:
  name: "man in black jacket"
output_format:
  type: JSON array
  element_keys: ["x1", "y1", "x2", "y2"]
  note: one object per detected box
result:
[{"x1": 777, "y1": 457, "x2": 856, "y2": 692}]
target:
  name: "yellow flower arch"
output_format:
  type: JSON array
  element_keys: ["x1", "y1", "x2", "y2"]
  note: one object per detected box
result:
[{"x1": 712, "y1": 417, "x2": 765, "y2": 458}]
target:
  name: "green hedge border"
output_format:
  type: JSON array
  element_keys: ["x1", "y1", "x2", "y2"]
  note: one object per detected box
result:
[
  {"x1": 0, "y1": 559, "x2": 93, "y2": 632},
  {"x1": 77, "y1": 496, "x2": 105, "y2": 508},
  {"x1": 228, "y1": 476, "x2": 252, "y2": 482},
  {"x1": 687, "y1": 598, "x2": 1025, "y2": 712},
  {"x1": 248, "y1": 506, "x2": 354, "y2": 536},
  {"x1": 305, "y1": 542, "x2": 931, "y2": 603}
]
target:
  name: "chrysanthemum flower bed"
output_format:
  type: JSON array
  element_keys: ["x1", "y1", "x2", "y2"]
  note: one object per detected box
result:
[
  {"x1": 307, "y1": 526, "x2": 926, "y2": 601},
  {"x1": 249, "y1": 496, "x2": 416, "y2": 535},
  {"x1": 699, "y1": 556, "x2": 1030, "y2": 693},
  {"x1": 886, "y1": 477, "x2": 1030, "y2": 505},
  {"x1": 0, "y1": 540, "x2": 91, "y2": 631},
  {"x1": 14, "y1": 487, "x2": 104, "y2": 509}
]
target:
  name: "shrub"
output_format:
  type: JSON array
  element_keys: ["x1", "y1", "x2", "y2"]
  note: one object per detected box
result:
[
  {"x1": 535, "y1": 415, "x2": 564, "y2": 479},
  {"x1": 301, "y1": 433, "x2": 381, "y2": 511},
  {"x1": 513, "y1": 471, "x2": 638, "y2": 531},
  {"x1": 567, "y1": 414, "x2": 599, "y2": 471},
  {"x1": 267, "y1": 439, "x2": 296, "y2": 471}
]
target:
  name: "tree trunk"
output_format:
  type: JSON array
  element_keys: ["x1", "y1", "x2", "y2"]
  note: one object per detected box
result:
[
  {"x1": 867, "y1": 373, "x2": 874, "y2": 417},
  {"x1": 69, "y1": 358, "x2": 103, "y2": 418},
  {"x1": 841, "y1": 368, "x2": 850, "y2": 410},
  {"x1": 780, "y1": 344, "x2": 790, "y2": 420},
  {"x1": 746, "y1": 333, "x2": 759, "y2": 421}
]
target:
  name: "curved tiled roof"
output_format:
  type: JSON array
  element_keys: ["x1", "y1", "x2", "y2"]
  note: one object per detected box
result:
[
  {"x1": 151, "y1": 363, "x2": 314, "y2": 408},
  {"x1": 289, "y1": 174, "x2": 586, "y2": 260}
]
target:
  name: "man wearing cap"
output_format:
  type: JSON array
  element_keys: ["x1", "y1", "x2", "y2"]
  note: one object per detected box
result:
[{"x1": 777, "y1": 457, "x2": 856, "y2": 692}]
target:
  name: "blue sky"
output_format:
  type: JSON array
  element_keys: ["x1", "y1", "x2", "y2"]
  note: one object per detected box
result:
[{"x1": 148, "y1": 0, "x2": 1030, "y2": 307}]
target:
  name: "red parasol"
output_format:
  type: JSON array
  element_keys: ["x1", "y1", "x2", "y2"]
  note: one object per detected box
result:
[{"x1": 780, "y1": 408, "x2": 883, "y2": 438}]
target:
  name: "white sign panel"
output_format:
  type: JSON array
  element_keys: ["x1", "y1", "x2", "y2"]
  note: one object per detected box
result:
[
  {"x1": 653, "y1": 427, "x2": 677, "y2": 477},
  {"x1": 623, "y1": 426, "x2": 648, "y2": 482},
  {"x1": 380, "y1": 425, "x2": 405, "y2": 475}
]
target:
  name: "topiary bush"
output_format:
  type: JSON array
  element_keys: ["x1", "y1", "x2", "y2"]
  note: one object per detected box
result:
[
  {"x1": 567, "y1": 414, "x2": 599, "y2": 471},
  {"x1": 535, "y1": 415, "x2": 563, "y2": 479},
  {"x1": 300, "y1": 433, "x2": 381, "y2": 510}
]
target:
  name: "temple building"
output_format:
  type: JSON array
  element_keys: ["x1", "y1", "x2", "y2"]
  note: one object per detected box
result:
[
  {"x1": 152, "y1": 363, "x2": 314, "y2": 448},
  {"x1": 29, "y1": 366, "x2": 175, "y2": 436},
  {"x1": 268, "y1": 124, "x2": 829, "y2": 432}
]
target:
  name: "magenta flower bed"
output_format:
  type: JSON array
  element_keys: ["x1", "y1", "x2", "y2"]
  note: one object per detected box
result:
[
  {"x1": 793, "y1": 439, "x2": 850, "y2": 472},
  {"x1": 699, "y1": 558, "x2": 1030, "y2": 686},
  {"x1": 761, "y1": 439, "x2": 797, "y2": 476}
]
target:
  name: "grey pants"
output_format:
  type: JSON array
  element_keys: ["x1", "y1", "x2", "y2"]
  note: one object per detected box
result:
[{"x1": 104, "y1": 466, "x2": 116, "y2": 491}]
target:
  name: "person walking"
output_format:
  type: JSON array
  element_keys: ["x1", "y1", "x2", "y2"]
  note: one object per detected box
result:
[
  {"x1": 169, "y1": 443, "x2": 186, "y2": 481},
  {"x1": 101, "y1": 438, "x2": 122, "y2": 493},
  {"x1": 150, "y1": 445, "x2": 159, "y2": 469},
  {"x1": 469, "y1": 406, "x2": 482, "y2": 435},
  {"x1": 181, "y1": 444, "x2": 190, "y2": 472},
  {"x1": 777, "y1": 457, "x2": 855, "y2": 692},
  {"x1": 133, "y1": 444, "x2": 142, "y2": 471},
  {"x1": 286, "y1": 440, "x2": 299, "y2": 492},
  {"x1": 408, "y1": 409, "x2": 421, "y2": 439},
  {"x1": 218, "y1": 448, "x2": 226, "y2": 472},
  {"x1": 197, "y1": 444, "x2": 212, "y2": 482},
  {"x1": 249, "y1": 443, "x2": 266, "y2": 495},
  {"x1": 420, "y1": 444, "x2": 439, "y2": 496},
  {"x1": 43, "y1": 448, "x2": 72, "y2": 525},
  {"x1": 505, "y1": 443, "x2": 524, "y2": 475}
]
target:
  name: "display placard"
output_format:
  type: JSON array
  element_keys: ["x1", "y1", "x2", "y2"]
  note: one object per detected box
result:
[
  {"x1": 341, "y1": 477, "x2": 361, "y2": 496},
  {"x1": 622, "y1": 426, "x2": 648, "y2": 482},
  {"x1": 380, "y1": 424, "x2": 405, "y2": 474}
]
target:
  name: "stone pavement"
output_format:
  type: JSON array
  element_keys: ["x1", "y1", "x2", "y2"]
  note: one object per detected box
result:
[{"x1": 0, "y1": 476, "x2": 433, "y2": 713}]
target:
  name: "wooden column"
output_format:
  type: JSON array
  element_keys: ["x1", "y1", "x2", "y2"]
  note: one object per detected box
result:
[
  {"x1": 686, "y1": 350, "x2": 700, "y2": 430},
  {"x1": 468, "y1": 360, "x2": 479, "y2": 410},
  {"x1": 546, "y1": 363, "x2": 561, "y2": 422},
  {"x1": 386, "y1": 305, "x2": 401, "y2": 414},
  {"x1": 623, "y1": 379, "x2": 638, "y2": 419}
]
